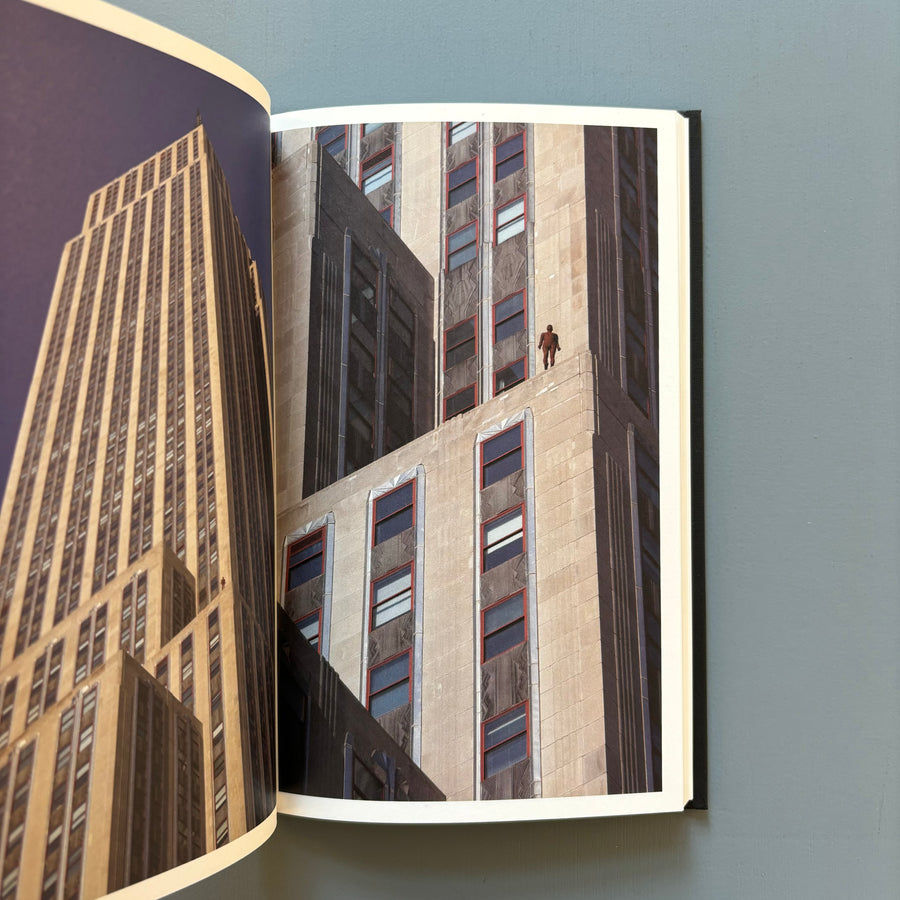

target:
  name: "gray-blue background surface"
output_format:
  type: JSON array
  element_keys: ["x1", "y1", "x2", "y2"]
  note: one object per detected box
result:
[{"x1": 118, "y1": 1, "x2": 900, "y2": 896}]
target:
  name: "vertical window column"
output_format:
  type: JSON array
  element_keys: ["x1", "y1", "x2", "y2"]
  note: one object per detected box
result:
[
  {"x1": 363, "y1": 468, "x2": 425, "y2": 761},
  {"x1": 282, "y1": 514, "x2": 336, "y2": 658},
  {"x1": 474, "y1": 411, "x2": 540, "y2": 799}
]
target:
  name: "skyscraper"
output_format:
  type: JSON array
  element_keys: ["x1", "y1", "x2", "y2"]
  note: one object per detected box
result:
[
  {"x1": 273, "y1": 119, "x2": 662, "y2": 802},
  {"x1": 0, "y1": 125, "x2": 274, "y2": 898}
]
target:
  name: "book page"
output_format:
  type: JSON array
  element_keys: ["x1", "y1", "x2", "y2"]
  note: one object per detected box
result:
[
  {"x1": 0, "y1": 1, "x2": 276, "y2": 896},
  {"x1": 270, "y1": 105, "x2": 693, "y2": 823}
]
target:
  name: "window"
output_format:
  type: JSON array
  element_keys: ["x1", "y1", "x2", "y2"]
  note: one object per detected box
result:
[
  {"x1": 352, "y1": 753, "x2": 385, "y2": 799},
  {"x1": 371, "y1": 564, "x2": 413, "y2": 628},
  {"x1": 367, "y1": 651, "x2": 411, "y2": 718},
  {"x1": 296, "y1": 610, "x2": 321, "y2": 650},
  {"x1": 494, "y1": 358, "x2": 526, "y2": 395},
  {"x1": 362, "y1": 123, "x2": 384, "y2": 136},
  {"x1": 373, "y1": 481, "x2": 414, "y2": 545},
  {"x1": 361, "y1": 146, "x2": 393, "y2": 194},
  {"x1": 444, "y1": 384, "x2": 476, "y2": 420},
  {"x1": 481, "y1": 424, "x2": 523, "y2": 489},
  {"x1": 286, "y1": 530, "x2": 325, "y2": 590},
  {"x1": 495, "y1": 196, "x2": 525, "y2": 244},
  {"x1": 447, "y1": 221, "x2": 477, "y2": 271},
  {"x1": 493, "y1": 289, "x2": 525, "y2": 343},
  {"x1": 444, "y1": 316, "x2": 477, "y2": 370},
  {"x1": 447, "y1": 121, "x2": 477, "y2": 144},
  {"x1": 316, "y1": 125, "x2": 346, "y2": 157},
  {"x1": 482, "y1": 703, "x2": 528, "y2": 779},
  {"x1": 482, "y1": 506, "x2": 524, "y2": 571},
  {"x1": 380, "y1": 205, "x2": 394, "y2": 227},
  {"x1": 494, "y1": 131, "x2": 525, "y2": 181},
  {"x1": 482, "y1": 591, "x2": 527, "y2": 662},
  {"x1": 447, "y1": 158, "x2": 477, "y2": 208}
]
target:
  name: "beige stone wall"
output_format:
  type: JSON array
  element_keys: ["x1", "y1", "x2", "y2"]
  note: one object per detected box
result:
[
  {"x1": 271, "y1": 141, "x2": 317, "y2": 518},
  {"x1": 277, "y1": 350, "x2": 610, "y2": 800},
  {"x1": 532, "y1": 124, "x2": 590, "y2": 361}
]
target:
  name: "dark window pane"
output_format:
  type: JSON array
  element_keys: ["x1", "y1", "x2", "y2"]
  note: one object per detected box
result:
[
  {"x1": 482, "y1": 426, "x2": 523, "y2": 488},
  {"x1": 374, "y1": 483, "x2": 414, "y2": 544},
  {"x1": 447, "y1": 223, "x2": 477, "y2": 271},
  {"x1": 494, "y1": 290, "x2": 525, "y2": 343},
  {"x1": 376, "y1": 482, "x2": 413, "y2": 519},
  {"x1": 484, "y1": 732, "x2": 527, "y2": 778},
  {"x1": 449, "y1": 223, "x2": 476, "y2": 253},
  {"x1": 448, "y1": 159, "x2": 477, "y2": 207},
  {"x1": 494, "y1": 358, "x2": 526, "y2": 395},
  {"x1": 445, "y1": 317, "x2": 476, "y2": 369},
  {"x1": 495, "y1": 132, "x2": 525, "y2": 181},
  {"x1": 483, "y1": 705, "x2": 528, "y2": 778},
  {"x1": 369, "y1": 680, "x2": 409, "y2": 718},
  {"x1": 483, "y1": 426, "x2": 522, "y2": 466},
  {"x1": 316, "y1": 125, "x2": 345, "y2": 156},
  {"x1": 369, "y1": 653, "x2": 410, "y2": 718},
  {"x1": 445, "y1": 384, "x2": 476, "y2": 420},
  {"x1": 483, "y1": 591, "x2": 526, "y2": 661}
]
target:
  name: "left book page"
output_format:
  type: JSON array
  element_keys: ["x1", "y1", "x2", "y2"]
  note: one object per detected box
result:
[{"x1": 0, "y1": 2, "x2": 276, "y2": 898}]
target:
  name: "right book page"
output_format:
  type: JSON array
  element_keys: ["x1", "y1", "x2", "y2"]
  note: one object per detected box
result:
[{"x1": 270, "y1": 105, "x2": 695, "y2": 823}]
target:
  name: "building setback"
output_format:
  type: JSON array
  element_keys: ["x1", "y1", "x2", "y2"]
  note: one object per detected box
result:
[
  {"x1": 0, "y1": 125, "x2": 275, "y2": 898},
  {"x1": 273, "y1": 120, "x2": 661, "y2": 802}
]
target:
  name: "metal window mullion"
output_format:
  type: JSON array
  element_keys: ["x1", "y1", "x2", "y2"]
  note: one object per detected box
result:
[
  {"x1": 627, "y1": 425, "x2": 655, "y2": 790},
  {"x1": 374, "y1": 251, "x2": 388, "y2": 460},
  {"x1": 411, "y1": 465, "x2": 425, "y2": 765},
  {"x1": 337, "y1": 232, "x2": 353, "y2": 479},
  {"x1": 479, "y1": 125, "x2": 494, "y2": 405},
  {"x1": 522, "y1": 409, "x2": 542, "y2": 797}
]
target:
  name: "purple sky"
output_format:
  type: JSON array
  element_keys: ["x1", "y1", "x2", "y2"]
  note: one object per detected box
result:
[{"x1": 0, "y1": 0, "x2": 271, "y2": 491}]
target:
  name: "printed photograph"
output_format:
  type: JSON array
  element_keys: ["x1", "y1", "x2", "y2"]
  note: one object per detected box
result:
[
  {"x1": 0, "y1": 1, "x2": 274, "y2": 897},
  {"x1": 272, "y1": 119, "x2": 662, "y2": 804}
]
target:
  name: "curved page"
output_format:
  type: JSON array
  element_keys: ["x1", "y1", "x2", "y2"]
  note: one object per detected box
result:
[{"x1": 0, "y1": 1, "x2": 276, "y2": 897}]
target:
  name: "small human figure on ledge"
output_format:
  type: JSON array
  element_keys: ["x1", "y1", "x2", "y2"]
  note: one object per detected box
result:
[{"x1": 538, "y1": 324, "x2": 561, "y2": 369}]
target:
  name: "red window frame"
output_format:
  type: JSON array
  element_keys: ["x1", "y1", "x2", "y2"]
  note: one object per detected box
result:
[
  {"x1": 494, "y1": 195, "x2": 526, "y2": 245},
  {"x1": 446, "y1": 157, "x2": 478, "y2": 209},
  {"x1": 360, "y1": 145, "x2": 394, "y2": 194},
  {"x1": 492, "y1": 289, "x2": 526, "y2": 344},
  {"x1": 446, "y1": 121, "x2": 478, "y2": 145},
  {"x1": 372, "y1": 480, "x2": 415, "y2": 546},
  {"x1": 446, "y1": 220, "x2": 478, "y2": 272},
  {"x1": 285, "y1": 528, "x2": 325, "y2": 591},
  {"x1": 481, "y1": 701, "x2": 529, "y2": 780},
  {"x1": 370, "y1": 562, "x2": 414, "y2": 630},
  {"x1": 481, "y1": 504, "x2": 525, "y2": 572},
  {"x1": 315, "y1": 124, "x2": 347, "y2": 155},
  {"x1": 481, "y1": 589, "x2": 527, "y2": 663},
  {"x1": 379, "y1": 205, "x2": 394, "y2": 227},
  {"x1": 493, "y1": 356, "x2": 527, "y2": 397},
  {"x1": 443, "y1": 315, "x2": 477, "y2": 371},
  {"x1": 366, "y1": 649, "x2": 412, "y2": 716},
  {"x1": 295, "y1": 609, "x2": 322, "y2": 652},
  {"x1": 493, "y1": 131, "x2": 526, "y2": 182},
  {"x1": 480, "y1": 422, "x2": 524, "y2": 489},
  {"x1": 443, "y1": 383, "x2": 477, "y2": 421}
]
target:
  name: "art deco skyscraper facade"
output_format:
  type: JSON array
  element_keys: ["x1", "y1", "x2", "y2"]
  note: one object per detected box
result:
[
  {"x1": 0, "y1": 125, "x2": 274, "y2": 899},
  {"x1": 274, "y1": 120, "x2": 662, "y2": 803}
]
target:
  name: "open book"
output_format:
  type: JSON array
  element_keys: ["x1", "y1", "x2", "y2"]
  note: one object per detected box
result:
[{"x1": 0, "y1": 1, "x2": 704, "y2": 897}]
